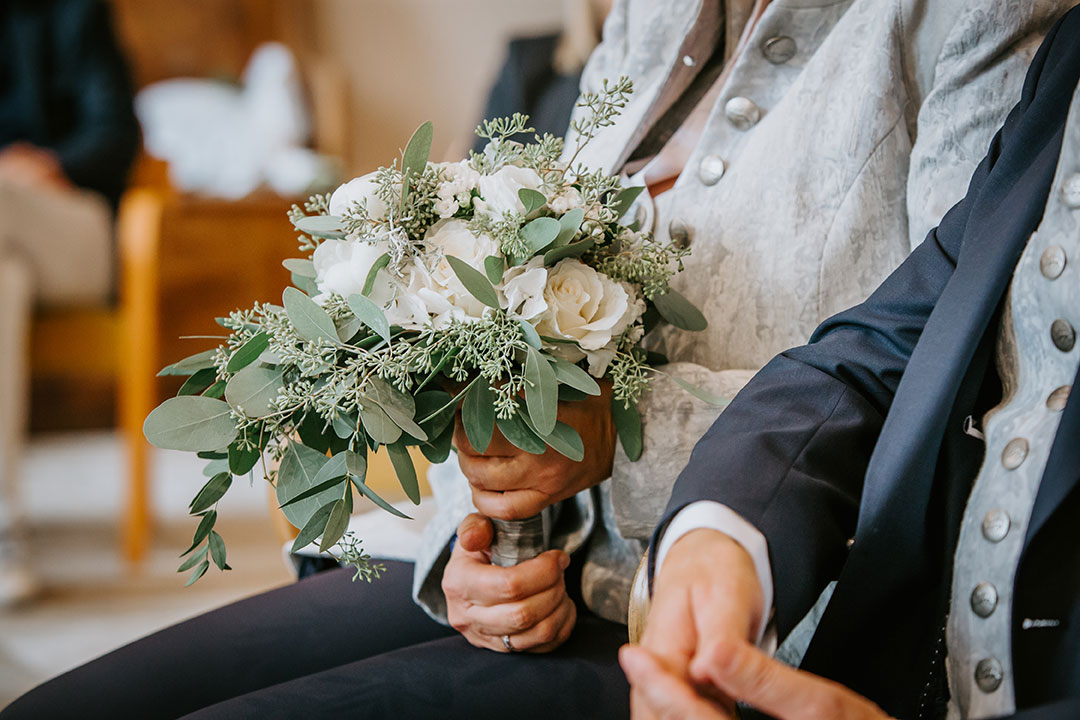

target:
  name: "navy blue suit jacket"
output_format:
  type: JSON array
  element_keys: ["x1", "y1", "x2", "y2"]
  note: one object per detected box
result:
[{"x1": 659, "y1": 7, "x2": 1080, "y2": 719}]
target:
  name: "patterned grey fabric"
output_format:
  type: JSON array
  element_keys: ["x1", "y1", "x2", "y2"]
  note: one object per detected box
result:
[
  {"x1": 945, "y1": 81, "x2": 1080, "y2": 720},
  {"x1": 414, "y1": 0, "x2": 1068, "y2": 626}
]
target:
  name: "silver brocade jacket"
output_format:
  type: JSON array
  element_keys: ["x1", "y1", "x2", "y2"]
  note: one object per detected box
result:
[{"x1": 413, "y1": 0, "x2": 1070, "y2": 626}]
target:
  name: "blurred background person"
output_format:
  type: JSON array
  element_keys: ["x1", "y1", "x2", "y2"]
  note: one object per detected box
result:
[
  {"x1": 470, "y1": 0, "x2": 612, "y2": 154},
  {"x1": 0, "y1": 0, "x2": 139, "y2": 606}
]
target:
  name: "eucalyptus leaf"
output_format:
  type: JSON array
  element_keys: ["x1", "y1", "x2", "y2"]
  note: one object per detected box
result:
[
  {"x1": 518, "y1": 320, "x2": 542, "y2": 349},
  {"x1": 177, "y1": 545, "x2": 208, "y2": 571},
  {"x1": 282, "y1": 258, "x2": 317, "y2": 278},
  {"x1": 446, "y1": 256, "x2": 500, "y2": 309},
  {"x1": 203, "y1": 380, "x2": 226, "y2": 399},
  {"x1": 226, "y1": 332, "x2": 269, "y2": 373},
  {"x1": 542, "y1": 421, "x2": 585, "y2": 462},
  {"x1": 347, "y1": 293, "x2": 391, "y2": 343},
  {"x1": 283, "y1": 287, "x2": 340, "y2": 344},
  {"x1": 421, "y1": 421, "x2": 454, "y2": 464},
  {"x1": 415, "y1": 390, "x2": 455, "y2": 438},
  {"x1": 611, "y1": 185, "x2": 645, "y2": 220},
  {"x1": 228, "y1": 441, "x2": 261, "y2": 475},
  {"x1": 368, "y1": 378, "x2": 426, "y2": 441},
  {"x1": 611, "y1": 396, "x2": 643, "y2": 461},
  {"x1": 197, "y1": 450, "x2": 227, "y2": 460},
  {"x1": 320, "y1": 499, "x2": 351, "y2": 552},
  {"x1": 332, "y1": 412, "x2": 359, "y2": 439},
  {"x1": 202, "y1": 458, "x2": 229, "y2": 477},
  {"x1": 275, "y1": 442, "x2": 333, "y2": 529},
  {"x1": 418, "y1": 376, "x2": 476, "y2": 423},
  {"x1": 525, "y1": 346, "x2": 558, "y2": 436},
  {"x1": 543, "y1": 237, "x2": 595, "y2": 265},
  {"x1": 495, "y1": 412, "x2": 546, "y2": 455},
  {"x1": 387, "y1": 441, "x2": 421, "y2": 504},
  {"x1": 554, "y1": 208, "x2": 585, "y2": 247},
  {"x1": 158, "y1": 349, "x2": 217, "y2": 377},
  {"x1": 178, "y1": 367, "x2": 218, "y2": 397},
  {"x1": 292, "y1": 273, "x2": 320, "y2": 297},
  {"x1": 666, "y1": 375, "x2": 732, "y2": 407},
  {"x1": 462, "y1": 377, "x2": 495, "y2": 453},
  {"x1": 400, "y1": 121, "x2": 434, "y2": 209},
  {"x1": 335, "y1": 315, "x2": 365, "y2": 343},
  {"x1": 183, "y1": 510, "x2": 217, "y2": 556},
  {"x1": 351, "y1": 476, "x2": 411, "y2": 519},
  {"x1": 519, "y1": 216, "x2": 560, "y2": 255},
  {"x1": 653, "y1": 289, "x2": 708, "y2": 332},
  {"x1": 297, "y1": 412, "x2": 333, "y2": 454},
  {"x1": 484, "y1": 255, "x2": 505, "y2": 285},
  {"x1": 144, "y1": 396, "x2": 238, "y2": 452},
  {"x1": 289, "y1": 500, "x2": 336, "y2": 553},
  {"x1": 550, "y1": 356, "x2": 601, "y2": 396},
  {"x1": 518, "y1": 188, "x2": 547, "y2": 215},
  {"x1": 293, "y1": 214, "x2": 346, "y2": 239},
  {"x1": 208, "y1": 531, "x2": 228, "y2": 571},
  {"x1": 358, "y1": 402, "x2": 403, "y2": 445},
  {"x1": 279, "y1": 475, "x2": 346, "y2": 509},
  {"x1": 184, "y1": 560, "x2": 210, "y2": 587},
  {"x1": 224, "y1": 366, "x2": 284, "y2": 418},
  {"x1": 189, "y1": 472, "x2": 232, "y2": 514},
  {"x1": 362, "y1": 253, "x2": 391, "y2": 297},
  {"x1": 558, "y1": 385, "x2": 589, "y2": 402},
  {"x1": 345, "y1": 449, "x2": 367, "y2": 482},
  {"x1": 313, "y1": 452, "x2": 349, "y2": 486}
]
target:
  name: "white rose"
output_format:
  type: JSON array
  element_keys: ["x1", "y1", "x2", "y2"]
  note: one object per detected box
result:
[
  {"x1": 423, "y1": 219, "x2": 500, "y2": 321},
  {"x1": 329, "y1": 172, "x2": 388, "y2": 220},
  {"x1": 536, "y1": 259, "x2": 643, "y2": 353},
  {"x1": 477, "y1": 165, "x2": 543, "y2": 217},
  {"x1": 499, "y1": 256, "x2": 548, "y2": 320},
  {"x1": 311, "y1": 238, "x2": 395, "y2": 306},
  {"x1": 549, "y1": 186, "x2": 583, "y2": 216}
]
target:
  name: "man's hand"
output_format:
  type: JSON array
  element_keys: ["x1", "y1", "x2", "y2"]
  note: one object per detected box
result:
[
  {"x1": 621, "y1": 640, "x2": 893, "y2": 719},
  {"x1": 453, "y1": 382, "x2": 616, "y2": 519},
  {"x1": 634, "y1": 529, "x2": 766, "y2": 718},
  {"x1": 442, "y1": 513, "x2": 576, "y2": 653},
  {"x1": 0, "y1": 143, "x2": 72, "y2": 192}
]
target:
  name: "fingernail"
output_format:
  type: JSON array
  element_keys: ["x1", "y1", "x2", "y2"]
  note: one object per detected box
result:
[{"x1": 558, "y1": 552, "x2": 571, "y2": 570}]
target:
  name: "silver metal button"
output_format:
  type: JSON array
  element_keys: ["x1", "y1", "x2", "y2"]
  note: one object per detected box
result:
[
  {"x1": 975, "y1": 658, "x2": 1004, "y2": 693},
  {"x1": 1040, "y1": 245, "x2": 1067, "y2": 279},
  {"x1": 971, "y1": 583, "x2": 998, "y2": 618},
  {"x1": 725, "y1": 97, "x2": 761, "y2": 130},
  {"x1": 668, "y1": 219, "x2": 692, "y2": 249},
  {"x1": 762, "y1": 35, "x2": 797, "y2": 64},
  {"x1": 698, "y1": 155, "x2": 727, "y2": 186},
  {"x1": 1047, "y1": 385, "x2": 1071, "y2": 411},
  {"x1": 982, "y1": 509, "x2": 1010, "y2": 543},
  {"x1": 1001, "y1": 437, "x2": 1028, "y2": 470},
  {"x1": 1062, "y1": 172, "x2": 1080, "y2": 209},
  {"x1": 1051, "y1": 318, "x2": 1076, "y2": 352}
]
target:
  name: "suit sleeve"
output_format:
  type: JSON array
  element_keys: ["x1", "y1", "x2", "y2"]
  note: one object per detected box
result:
[
  {"x1": 52, "y1": 0, "x2": 139, "y2": 208},
  {"x1": 653, "y1": 16, "x2": 1060, "y2": 637}
]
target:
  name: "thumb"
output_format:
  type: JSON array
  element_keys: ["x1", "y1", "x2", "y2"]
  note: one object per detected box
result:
[{"x1": 457, "y1": 513, "x2": 494, "y2": 554}]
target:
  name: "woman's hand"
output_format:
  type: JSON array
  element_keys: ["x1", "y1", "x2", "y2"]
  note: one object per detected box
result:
[
  {"x1": 453, "y1": 381, "x2": 617, "y2": 519},
  {"x1": 443, "y1": 514, "x2": 576, "y2": 653}
]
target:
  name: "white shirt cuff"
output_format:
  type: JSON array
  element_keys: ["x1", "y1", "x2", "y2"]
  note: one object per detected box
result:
[{"x1": 654, "y1": 500, "x2": 775, "y2": 649}]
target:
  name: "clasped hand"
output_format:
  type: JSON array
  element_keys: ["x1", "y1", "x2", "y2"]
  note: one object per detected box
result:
[{"x1": 621, "y1": 529, "x2": 894, "y2": 720}]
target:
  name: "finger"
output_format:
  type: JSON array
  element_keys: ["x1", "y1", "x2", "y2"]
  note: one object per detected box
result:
[
  {"x1": 471, "y1": 486, "x2": 552, "y2": 519},
  {"x1": 516, "y1": 593, "x2": 577, "y2": 653},
  {"x1": 620, "y1": 645, "x2": 733, "y2": 720},
  {"x1": 450, "y1": 549, "x2": 569, "y2": 605},
  {"x1": 456, "y1": 513, "x2": 494, "y2": 554},
  {"x1": 467, "y1": 578, "x2": 567, "y2": 637},
  {"x1": 690, "y1": 640, "x2": 890, "y2": 720}
]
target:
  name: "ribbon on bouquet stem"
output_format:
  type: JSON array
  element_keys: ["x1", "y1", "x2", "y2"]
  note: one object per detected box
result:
[{"x1": 490, "y1": 510, "x2": 552, "y2": 567}]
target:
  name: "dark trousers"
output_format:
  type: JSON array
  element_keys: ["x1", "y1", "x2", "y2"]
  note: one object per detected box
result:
[{"x1": 1, "y1": 561, "x2": 630, "y2": 719}]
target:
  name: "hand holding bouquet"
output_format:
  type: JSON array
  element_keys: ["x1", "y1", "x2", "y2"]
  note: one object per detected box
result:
[{"x1": 145, "y1": 78, "x2": 716, "y2": 584}]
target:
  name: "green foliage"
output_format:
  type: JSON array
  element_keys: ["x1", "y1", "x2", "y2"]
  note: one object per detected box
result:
[
  {"x1": 611, "y1": 395, "x2": 642, "y2": 461},
  {"x1": 653, "y1": 288, "x2": 708, "y2": 331},
  {"x1": 462, "y1": 377, "x2": 495, "y2": 453}
]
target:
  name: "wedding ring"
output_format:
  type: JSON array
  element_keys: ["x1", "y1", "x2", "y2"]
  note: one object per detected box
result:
[{"x1": 501, "y1": 634, "x2": 516, "y2": 652}]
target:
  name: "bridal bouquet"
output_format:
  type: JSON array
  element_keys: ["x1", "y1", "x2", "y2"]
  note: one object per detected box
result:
[{"x1": 145, "y1": 77, "x2": 711, "y2": 585}]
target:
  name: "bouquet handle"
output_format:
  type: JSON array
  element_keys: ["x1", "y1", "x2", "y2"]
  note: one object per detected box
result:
[{"x1": 490, "y1": 510, "x2": 551, "y2": 567}]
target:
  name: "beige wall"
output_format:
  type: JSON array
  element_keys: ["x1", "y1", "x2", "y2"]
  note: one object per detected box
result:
[{"x1": 310, "y1": 0, "x2": 565, "y2": 174}]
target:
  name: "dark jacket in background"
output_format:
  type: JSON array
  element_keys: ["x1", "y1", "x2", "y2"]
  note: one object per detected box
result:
[
  {"x1": 471, "y1": 34, "x2": 582, "y2": 155},
  {"x1": 0, "y1": 0, "x2": 139, "y2": 209},
  {"x1": 658, "y1": 7, "x2": 1080, "y2": 719}
]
